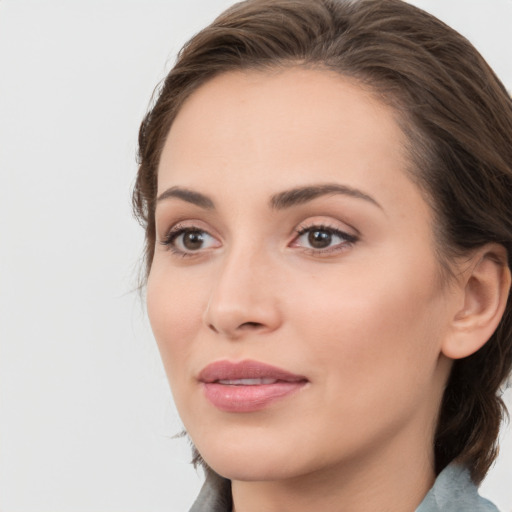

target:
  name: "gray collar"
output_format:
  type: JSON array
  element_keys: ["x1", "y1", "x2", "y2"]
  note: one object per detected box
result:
[
  {"x1": 189, "y1": 470, "x2": 231, "y2": 512},
  {"x1": 416, "y1": 464, "x2": 498, "y2": 512}
]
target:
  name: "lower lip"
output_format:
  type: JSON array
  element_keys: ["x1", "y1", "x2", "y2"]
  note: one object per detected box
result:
[{"x1": 202, "y1": 381, "x2": 306, "y2": 412}]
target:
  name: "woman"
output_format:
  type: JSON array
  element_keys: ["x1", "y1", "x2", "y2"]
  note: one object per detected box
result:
[{"x1": 133, "y1": 0, "x2": 512, "y2": 510}]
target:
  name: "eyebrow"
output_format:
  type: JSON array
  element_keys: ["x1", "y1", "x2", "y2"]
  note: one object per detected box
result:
[
  {"x1": 157, "y1": 187, "x2": 214, "y2": 209},
  {"x1": 270, "y1": 184, "x2": 382, "y2": 210},
  {"x1": 156, "y1": 183, "x2": 381, "y2": 211}
]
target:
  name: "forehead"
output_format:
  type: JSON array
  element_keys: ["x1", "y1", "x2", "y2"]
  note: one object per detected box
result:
[
  {"x1": 163, "y1": 67, "x2": 404, "y2": 165},
  {"x1": 158, "y1": 67, "x2": 419, "y2": 213}
]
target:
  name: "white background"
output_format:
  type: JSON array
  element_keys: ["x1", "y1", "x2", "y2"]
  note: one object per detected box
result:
[{"x1": 1, "y1": 1, "x2": 511, "y2": 511}]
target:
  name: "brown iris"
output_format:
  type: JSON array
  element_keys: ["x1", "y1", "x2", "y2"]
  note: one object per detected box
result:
[
  {"x1": 308, "y1": 230, "x2": 332, "y2": 249},
  {"x1": 183, "y1": 230, "x2": 205, "y2": 250}
]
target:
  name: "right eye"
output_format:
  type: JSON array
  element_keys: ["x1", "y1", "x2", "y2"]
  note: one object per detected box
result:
[{"x1": 161, "y1": 226, "x2": 221, "y2": 256}]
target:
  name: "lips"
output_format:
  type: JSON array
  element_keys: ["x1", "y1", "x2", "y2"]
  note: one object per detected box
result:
[{"x1": 198, "y1": 360, "x2": 308, "y2": 412}]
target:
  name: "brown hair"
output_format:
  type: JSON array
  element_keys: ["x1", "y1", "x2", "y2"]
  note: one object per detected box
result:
[{"x1": 133, "y1": 0, "x2": 512, "y2": 483}]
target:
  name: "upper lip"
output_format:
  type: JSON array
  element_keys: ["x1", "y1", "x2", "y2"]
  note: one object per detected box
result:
[{"x1": 198, "y1": 360, "x2": 308, "y2": 383}]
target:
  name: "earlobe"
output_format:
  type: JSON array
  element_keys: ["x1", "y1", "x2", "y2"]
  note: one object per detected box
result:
[{"x1": 442, "y1": 244, "x2": 511, "y2": 360}]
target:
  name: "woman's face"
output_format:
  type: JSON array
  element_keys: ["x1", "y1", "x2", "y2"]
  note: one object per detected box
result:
[{"x1": 147, "y1": 68, "x2": 456, "y2": 481}]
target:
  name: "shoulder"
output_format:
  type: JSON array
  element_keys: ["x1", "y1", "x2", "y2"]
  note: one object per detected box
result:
[
  {"x1": 189, "y1": 471, "x2": 232, "y2": 512},
  {"x1": 416, "y1": 464, "x2": 499, "y2": 512}
]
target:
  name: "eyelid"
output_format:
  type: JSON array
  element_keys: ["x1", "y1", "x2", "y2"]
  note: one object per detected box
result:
[
  {"x1": 159, "y1": 218, "x2": 216, "y2": 242},
  {"x1": 289, "y1": 220, "x2": 359, "y2": 255},
  {"x1": 160, "y1": 221, "x2": 221, "y2": 257},
  {"x1": 293, "y1": 217, "x2": 358, "y2": 239}
]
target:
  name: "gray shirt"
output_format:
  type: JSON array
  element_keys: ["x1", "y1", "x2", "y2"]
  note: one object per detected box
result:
[{"x1": 189, "y1": 464, "x2": 498, "y2": 512}]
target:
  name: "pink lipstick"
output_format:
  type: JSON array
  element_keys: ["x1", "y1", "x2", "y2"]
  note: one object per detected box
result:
[{"x1": 198, "y1": 360, "x2": 308, "y2": 412}]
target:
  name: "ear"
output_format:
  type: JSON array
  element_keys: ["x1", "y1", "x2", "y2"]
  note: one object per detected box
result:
[{"x1": 442, "y1": 244, "x2": 511, "y2": 360}]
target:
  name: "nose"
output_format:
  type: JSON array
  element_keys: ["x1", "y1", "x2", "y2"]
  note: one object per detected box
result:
[{"x1": 203, "y1": 246, "x2": 282, "y2": 339}]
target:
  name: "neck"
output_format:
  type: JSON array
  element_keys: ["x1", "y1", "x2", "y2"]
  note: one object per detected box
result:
[{"x1": 231, "y1": 425, "x2": 436, "y2": 512}]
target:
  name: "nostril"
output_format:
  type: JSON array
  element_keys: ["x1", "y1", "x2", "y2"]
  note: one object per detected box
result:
[
  {"x1": 240, "y1": 321, "x2": 264, "y2": 329},
  {"x1": 207, "y1": 320, "x2": 265, "y2": 336}
]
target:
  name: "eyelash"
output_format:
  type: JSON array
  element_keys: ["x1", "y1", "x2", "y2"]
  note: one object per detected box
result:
[
  {"x1": 160, "y1": 223, "x2": 358, "y2": 257},
  {"x1": 293, "y1": 223, "x2": 358, "y2": 255},
  {"x1": 160, "y1": 223, "x2": 214, "y2": 258}
]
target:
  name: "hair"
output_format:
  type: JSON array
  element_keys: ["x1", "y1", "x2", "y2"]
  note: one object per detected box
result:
[{"x1": 133, "y1": 0, "x2": 512, "y2": 484}]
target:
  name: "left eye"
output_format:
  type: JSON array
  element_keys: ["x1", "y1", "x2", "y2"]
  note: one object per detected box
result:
[
  {"x1": 164, "y1": 228, "x2": 219, "y2": 253},
  {"x1": 293, "y1": 226, "x2": 356, "y2": 251}
]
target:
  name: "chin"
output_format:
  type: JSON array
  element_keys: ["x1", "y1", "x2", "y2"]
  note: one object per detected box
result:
[
  {"x1": 204, "y1": 454, "x2": 307, "y2": 483},
  {"x1": 190, "y1": 429, "x2": 312, "y2": 482}
]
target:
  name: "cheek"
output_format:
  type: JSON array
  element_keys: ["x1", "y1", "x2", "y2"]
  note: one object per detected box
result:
[
  {"x1": 146, "y1": 264, "x2": 206, "y2": 379},
  {"x1": 291, "y1": 255, "x2": 447, "y2": 410}
]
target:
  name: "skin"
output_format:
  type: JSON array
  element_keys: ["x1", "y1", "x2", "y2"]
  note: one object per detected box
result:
[{"x1": 147, "y1": 68, "x2": 506, "y2": 512}]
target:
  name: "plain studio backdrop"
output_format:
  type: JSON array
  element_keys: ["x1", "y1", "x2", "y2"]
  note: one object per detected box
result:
[{"x1": 1, "y1": 1, "x2": 511, "y2": 511}]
